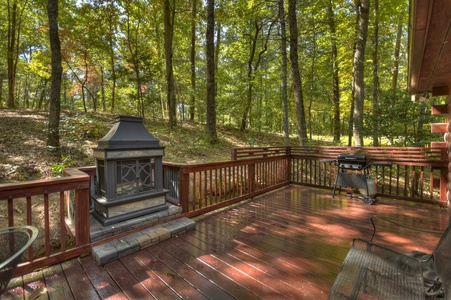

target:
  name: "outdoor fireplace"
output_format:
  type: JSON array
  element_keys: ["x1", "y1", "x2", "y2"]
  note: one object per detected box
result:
[{"x1": 91, "y1": 115, "x2": 168, "y2": 226}]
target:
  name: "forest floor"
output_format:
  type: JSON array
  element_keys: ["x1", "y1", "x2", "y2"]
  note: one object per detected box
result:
[{"x1": 0, "y1": 108, "x2": 313, "y2": 184}]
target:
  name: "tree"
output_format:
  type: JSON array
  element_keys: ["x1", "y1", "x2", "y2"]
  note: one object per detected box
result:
[
  {"x1": 47, "y1": 0, "x2": 62, "y2": 150},
  {"x1": 278, "y1": 0, "x2": 289, "y2": 145},
  {"x1": 287, "y1": 0, "x2": 308, "y2": 145},
  {"x1": 7, "y1": 0, "x2": 18, "y2": 108},
  {"x1": 206, "y1": 0, "x2": 218, "y2": 143},
  {"x1": 122, "y1": 1, "x2": 145, "y2": 117},
  {"x1": 6, "y1": 0, "x2": 29, "y2": 108},
  {"x1": 371, "y1": 0, "x2": 379, "y2": 146},
  {"x1": 100, "y1": 0, "x2": 119, "y2": 113},
  {"x1": 164, "y1": 0, "x2": 176, "y2": 127},
  {"x1": 352, "y1": 0, "x2": 370, "y2": 147},
  {"x1": 327, "y1": 0, "x2": 340, "y2": 143},
  {"x1": 190, "y1": 0, "x2": 197, "y2": 121},
  {"x1": 241, "y1": 19, "x2": 274, "y2": 131},
  {"x1": 391, "y1": 22, "x2": 403, "y2": 96}
]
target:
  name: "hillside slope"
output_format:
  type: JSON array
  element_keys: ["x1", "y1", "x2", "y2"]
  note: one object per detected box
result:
[{"x1": 0, "y1": 109, "x2": 297, "y2": 183}]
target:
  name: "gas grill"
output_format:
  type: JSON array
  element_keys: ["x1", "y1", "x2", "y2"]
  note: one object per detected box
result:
[
  {"x1": 337, "y1": 153, "x2": 368, "y2": 171},
  {"x1": 333, "y1": 153, "x2": 375, "y2": 204}
]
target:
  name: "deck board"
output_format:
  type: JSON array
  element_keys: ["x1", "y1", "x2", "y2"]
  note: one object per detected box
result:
[
  {"x1": 4, "y1": 186, "x2": 450, "y2": 299},
  {"x1": 159, "y1": 238, "x2": 258, "y2": 299},
  {"x1": 119, "y1": 251, "x2": 179, "y2": 299},
  {"x1": 147, "y1": 245, "x2": 236, "y2": 300},
  {"x1": 184, "y1": 228, "x2": 327, "y2": 299},
  {"x1": 133, "y1": 248, "x2": 209, "y2": 300},
  {"x1": 61, "y1": 259, "x2": 98, "y2": 300},
  {"x1": 104, "y1": 259, "x2": 155, "y2": 299},
  {"x1": 43, "y1": 264, "x2": 74, "y2": 300},
  {"x1": 79, "y1": 256, "x2": 128, "y2": 300}
]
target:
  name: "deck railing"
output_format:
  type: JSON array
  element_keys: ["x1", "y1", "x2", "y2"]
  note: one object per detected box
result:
[
  {"x1": 232, "y1": 146, "x2": 448, "y2": 204},
  {"x1": 0, "y1": 167, "x2": 92, "y2": 275},
  {"x1": 163, "y1": 156, "x2": 290, "y2": 217},
  {"x1": 0, "y1": 146, "x2": 447, "y2": 276}
]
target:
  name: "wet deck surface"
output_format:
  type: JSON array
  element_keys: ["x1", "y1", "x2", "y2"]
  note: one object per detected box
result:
[{"x1": 3, "y1": 186, "x2": 450, "y2": 299}]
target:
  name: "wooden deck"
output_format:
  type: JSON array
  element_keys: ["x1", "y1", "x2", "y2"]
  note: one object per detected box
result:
[{"x1": 3, "y1": 186, "x2": 450, "y2": 299}]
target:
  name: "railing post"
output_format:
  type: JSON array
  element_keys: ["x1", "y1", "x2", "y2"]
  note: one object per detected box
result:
[
  {"x1": 231, "y1": 149, "x2": 237, "y2": 160},
  {"x1": 286, "y1": 146, "x2": 292, "y2": 156},
  {"x1": 75, "y1": 187, "x2": 90, "y2": 245},
  {"x1": 179, "y1": 167, "x2": 190, "y2": 214}
]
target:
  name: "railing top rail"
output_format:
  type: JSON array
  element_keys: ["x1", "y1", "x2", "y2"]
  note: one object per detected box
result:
[
  {"x1": 178, "y1": 155, "x2": 290, "y2": 173},
  {"x1": 0, "y1": 167, "x2": 90, "y2": 200},
  {"x1": 232, "y1": 146, "x2": 447, "y2": 161}
]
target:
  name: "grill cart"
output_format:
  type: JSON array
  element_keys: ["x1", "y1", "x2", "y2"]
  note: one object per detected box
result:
[{"x1": 324, "y1": 153, "x2": 390, "y2": 205}]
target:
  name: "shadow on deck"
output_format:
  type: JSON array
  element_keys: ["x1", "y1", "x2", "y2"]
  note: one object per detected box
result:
[{"x1": 3, "y1": 185, "x2": 450, "y2": 299}]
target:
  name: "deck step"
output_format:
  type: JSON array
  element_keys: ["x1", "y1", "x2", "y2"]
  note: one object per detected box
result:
[
  {"x1": 90, "y1": 204, "x2": 183, "y2": 242},
  {"x1": 92, "y1": 217, "x2": 196, "y2": 265}
]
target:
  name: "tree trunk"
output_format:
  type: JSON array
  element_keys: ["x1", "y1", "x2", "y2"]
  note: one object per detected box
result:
[
  {"x1": 124, "y1": 3, "x2": 144, "y2": 117},
  {"x1": 372, "y1": 0, "x2": 379, "y2": 146},
  {"x1": 327, "y1": 0, "x2": 341, "y2": 143},
  {"x1": 47, "y1": 0, "x2": 62, "y2": 150},
  {"x1": 164, "y1": 0, "x2": 177, "y2": 127},
  {"x1": 189, "y1": 0, "x2": 197, "y2": 121},
  {"x1": 348, "y1": 2, "x2": 359, "y2": 146},
  {"x1": 241, "y1": 22, "x2": 260, "y2": 132},
  {"x1": 7, "y1": 1, "x2": 17, "y2": 108},
  {"x1": 308, "y1": 9, "x2": 317, "y2": 141},
  {"x1": 0, "y1": 73, "x2": 3, "y2": 107},
  {"x1": 7, "y1": 1, "x2": 28, "y2": 108},
  {"x1": 214, "y1": 20, "x2": 221, "y2": 96},
  {"x1": 392, "y1": 22, "x2": 402, "y2": 97},
  {"x1": 24, "y1": 75, "x2": 29, "y2": 108},
  {"x1": 37, "y1": 78, "x2": 48, "y2": 109},
  {"x1": 287, "y1": 0, "x2": 308, "y2": 145},
  {"x1": 101, "y1": 66, "x2": 106, "y2": 111},
  {"x1": 206, "y1": 0, "x2": 218, "y2": 143},
  {"x1": 107, "y1": 0, "x2": 117, "y2": 113},
  {"x1": 352, "y1": 0, "x2": 370, "y2": 147},
  {"x1": 81, "y1": 50, "x2": 88, "y2": 112},
  {"x1": 278, "y1": 0, "x2": 290, "y2": 146},
  {"x1": 241, "y1": 20, "x2": 274, "y2": 132}
]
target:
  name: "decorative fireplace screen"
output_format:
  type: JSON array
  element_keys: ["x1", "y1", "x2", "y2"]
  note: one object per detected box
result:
[{"x1": 116, "y1": 159, "x2": 156, "y2": 197}]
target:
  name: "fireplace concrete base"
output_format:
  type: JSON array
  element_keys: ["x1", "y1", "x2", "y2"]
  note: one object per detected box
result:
[{"x1": 92, "y1": 189, "x2": 169, "y2": 226}]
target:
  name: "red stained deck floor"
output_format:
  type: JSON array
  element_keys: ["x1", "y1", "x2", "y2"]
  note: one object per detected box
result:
[{"x1": 3, "y1": 186, "x2": 450, "y2": 299}]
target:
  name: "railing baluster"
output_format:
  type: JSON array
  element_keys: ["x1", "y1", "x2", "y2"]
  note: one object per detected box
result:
[
  {"x1": 26, "y1": 196, "x2": 33, "y2": 260},
  {"x1": 8, "y1": 198, "x2": 14, "y2": 227},
  {"x1": 26, "y1": 196, "x2": 32, "y2": 225},
  {"x1": 191, "y1": 171, "x2": 196, "y2": 212},
  {"x1": 429, "y1": 168, "x2": 434, "y2": 199},
  {"x1": 418, "y1": 167, "x2": 423, "y2": 198},
  {"x1": 411, "y1": 169, "x2": 417, "y2": 198},
  {"x1": 204, "y1": 170, "x2": 208, "y2": 206},
  {"x1": 59, "y1": 191, "x2": 66, "y2": 252},
  {"x1": 44, "y1": 193, "x2": 50, "y2": 257}
]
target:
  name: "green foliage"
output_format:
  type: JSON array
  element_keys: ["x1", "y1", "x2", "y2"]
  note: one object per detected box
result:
[
  {"x1": 52, "y1": 155, "x2": 76, "y2": 174},
  {"x1": 60, "y1": 112, "x2": 108, "y2": 143},
  {"x1": 364, "y1": 91, "x2": 435, "y2": 147}
]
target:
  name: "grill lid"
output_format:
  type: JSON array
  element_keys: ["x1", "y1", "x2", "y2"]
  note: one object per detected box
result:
[{"x1": 337, "y1": 153, "x2": 367, "y2": 169}]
